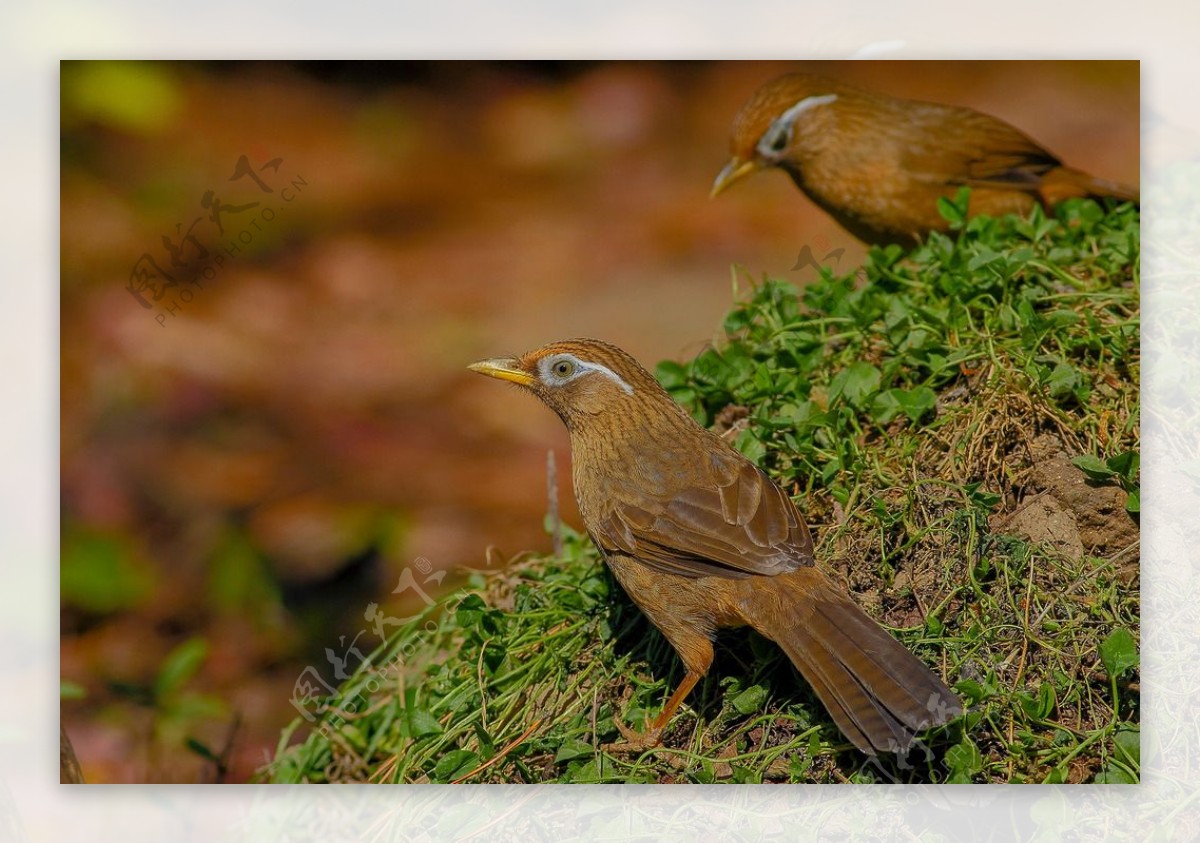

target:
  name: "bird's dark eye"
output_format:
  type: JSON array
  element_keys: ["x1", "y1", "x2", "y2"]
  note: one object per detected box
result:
[
  {"x1": 766, "y1": 127, "x2": 789, "y2": 153},
  {"x1": 551, "y1": 359, "x2": 576, "y2": 378}
]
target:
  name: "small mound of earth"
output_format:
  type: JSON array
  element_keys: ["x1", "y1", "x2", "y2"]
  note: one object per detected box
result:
[
  {"x1": 712, "y1": 404, "x2": 751, "y2": 440},
  {"x1": 993, "y1": 434, "x2": 1139, "y2": 563}
]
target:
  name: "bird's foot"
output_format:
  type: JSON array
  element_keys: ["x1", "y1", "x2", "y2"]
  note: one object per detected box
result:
[{"x1": 601, "y1": 707, "x2": 663, "y2": 753}]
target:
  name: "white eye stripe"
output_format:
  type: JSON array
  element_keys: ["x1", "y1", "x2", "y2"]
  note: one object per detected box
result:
[
  {"x1": 757, "y1": 93, "x2": 838, "y2": 157},
  {"x1": 539, "y1": 354, "x2": 634, "y2": 395},
  {"x1": 778, "y1": 93, "x2": 838, "y2": 126},
  {"x1": 581, "y1": 361, "x2": 634, "y2": 395}
]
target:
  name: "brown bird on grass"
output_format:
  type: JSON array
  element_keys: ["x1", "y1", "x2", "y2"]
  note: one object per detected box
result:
[
  {"x1": 712, "y1": 73, "x2": 1139, "y2": 246},
  {"x1": 469, "y1": 339, "x2": 960, "y2": 756}
]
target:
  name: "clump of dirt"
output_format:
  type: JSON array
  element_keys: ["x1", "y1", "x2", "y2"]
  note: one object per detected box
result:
[
  {"x1": 823, "y1": 411, "x2": 1138, "y2": 630},
  {"x1": 712, "y1": 403, "x2": 750, "y2": 440},
  {"x1": 993, "y1": 433, "x2": 1138, "y2": 560},
  {"x1": 999, "y1": 496, "x2": 1087, "y2": 558}
]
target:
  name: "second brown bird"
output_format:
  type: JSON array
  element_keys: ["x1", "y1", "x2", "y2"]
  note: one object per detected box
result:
[
  {"x1": 470, "y1": 339, "x2": 961, "y2": 756},
  {"x1": 712, "y1": 72, "x2": 1139, "y2": 246}
]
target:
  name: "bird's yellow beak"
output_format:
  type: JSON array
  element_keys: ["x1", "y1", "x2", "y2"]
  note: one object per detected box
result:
[
  {"x1": 710, "y1": 157, "x2": 761, "y2": 198},
  {"x1": 468, "y1": 357, "x2": 535, "y2": 387}
]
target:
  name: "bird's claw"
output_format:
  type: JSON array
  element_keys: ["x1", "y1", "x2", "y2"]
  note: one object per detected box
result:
[{"x1": 602, "y1": 706, "x2": 663, "y2": 753}]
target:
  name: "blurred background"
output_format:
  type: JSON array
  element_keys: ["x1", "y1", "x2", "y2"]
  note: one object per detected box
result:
[{"x1": 59, "y1": 60, "x2": 1138, "y2": 783}]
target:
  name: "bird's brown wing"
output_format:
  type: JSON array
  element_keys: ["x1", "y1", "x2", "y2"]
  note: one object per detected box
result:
[
  {"x1": 592, "y1": 452, "x2": 815, "y2": 579},
  {"x1": 902, "y1": 104, "x2": 1061, "y2": 191}
]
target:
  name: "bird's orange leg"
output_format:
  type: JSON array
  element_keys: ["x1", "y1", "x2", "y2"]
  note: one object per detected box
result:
[{"x1": 605, "y1": 670, "x2": 702, "y2": 752}]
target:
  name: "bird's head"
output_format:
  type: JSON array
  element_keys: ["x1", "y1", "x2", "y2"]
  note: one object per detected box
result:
[
  {"x1": 469, "y1": 339, "x2": 676, "y2": 431},
  {"x1": 711, "y1": 73, "x2": 846, "y2": 197}
]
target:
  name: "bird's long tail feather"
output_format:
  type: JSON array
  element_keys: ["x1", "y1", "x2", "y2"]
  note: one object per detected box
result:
[
  {"x1": 1042, "y1": 166, "x2": 1140, "y2": 207},
  {"x1": 751, "y1": 568, "x2": 961, "y2": 756}
]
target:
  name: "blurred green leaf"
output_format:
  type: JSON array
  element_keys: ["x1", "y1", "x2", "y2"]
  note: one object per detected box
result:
[
  {"x1": 1099, "y1": 628, "x2": 1139, "y2": 679},
  {"x1": 788, "y1": 755, "x2": 812, "y2": 782},
  {"x1": 945, "y1": 737, "x2": 983, "y2": 783},
  {"x1": 965, "y1": 482, "x2": 1002, "y2": 511},
  {"x1": 566, "y1": 756, "x2": 609, "y2": 783},
  {"x1": 1093, "y1": 765, "x2": 1136, "y2": 784},
  {"x1": 63, "y1": 61, "x2": 181, "y2": 133},
  {"x1": 154, "y1": 637, "x2": 208, "y2": 700},
  {"x1": 404, "y1": 708, "x2": 443, "y2": 738},
  {"x1": 61, "y1": 528, "x2": 154, "y2": 614},
  {"x1": 1073, "y1": 451, "x2": 1140, "y2": 511},
  {"x1": 872, "y1": 385, "x2": 937, "y2": 423},
  {"x1": 207, "y1": 529, "x2": 282, "y2": 618},
  {"x1": 655, "y1": 360, "x2": 689, "y2": 390},
  {"x1": 1045, "y1": 362, "x2": 1083, "y2": 400},
  {"x1": 455, "y1": 594, "x2": 486, "y2": 627},
  {"x1": 1105, "y1": 450, "x2": 1140, "y2": 484},
  {"x1": 731, "y1": 684, "x2": 767, "y2": 715},
  {"x1": 1114, "y1": 728, "x2": 1140, "y2": 767},
  {"x1": 730, "y1": 765, "x2": 762, "y2": 784},
  {"x1": 955, "y1": 678, "x2": 991, "y2": 705},
  {"x1": 1042, "y1": 766, "x2": 1068, "y2": 784},
  {"x1": 164, "y1": 692, "x2": 227, "y2": 722},
  {"x1": 433, "y1": 749, "x2": 478, "y2": 782},
  {"x1": 968, "y1": 245, "x2": 1003, "y2": 272},
  {"x1": 734, "y1": 428, "x2": 766, "y2": 465},
  {"x1": 692, "y1": 761, "x2": 717, "y2": 783},
  {"x1": 828, "y1": 362, "x2": 881, "y2": 409},
  {"x1": 554, "y1": 739, "x2": 594, "y2": 763},
  {"x1": 1017, "y1": 684, "x2": 1056, "y2": 720},
  {"x1": 1072, "y1": 454, "x2": 1114, "y2": 480},
  {"x1": 937, "y1": 186, "x2": 971, "y2": 229},
  {"x1": 60, "y1": 680, "x2": 86, "y2": 700}
]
